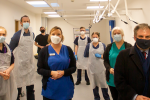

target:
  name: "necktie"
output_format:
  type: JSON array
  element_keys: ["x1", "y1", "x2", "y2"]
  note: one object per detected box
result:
[{"x1": 142, "y1": 52, "x2": 147, "y2": 59}]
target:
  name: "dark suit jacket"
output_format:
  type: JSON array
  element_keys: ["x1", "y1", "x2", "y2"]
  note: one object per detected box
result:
[{"x1": 114, "y1": 46, "x2": 150, "y2": 100}]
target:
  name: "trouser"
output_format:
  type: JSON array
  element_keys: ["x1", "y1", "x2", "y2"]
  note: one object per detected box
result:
[
  {"x1": 43, "y1": 96, "x2": 72, "y2": 100},
  {"x1": 109, "y1": 86, "x2": 118, "y2": 100},
  {"x1": 77, "y1": 69, "x2": 89, "y2": 82},
  {"x1": 93, "y1": 86, "x2": 110, "y2": 100},
  {"x1": 17, "y1": 85, "x2": 35, "y2": 100}
]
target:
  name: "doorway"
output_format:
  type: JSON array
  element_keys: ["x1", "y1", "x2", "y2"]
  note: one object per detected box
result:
[{"x1": 15, "y1": 20, "x2": 21, "y2": 32}]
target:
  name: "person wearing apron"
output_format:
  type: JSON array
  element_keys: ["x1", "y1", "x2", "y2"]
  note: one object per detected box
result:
[
  {"x1": 84, "y1": 32, "x2": 110, "y2": 100},
  {"x1": 37, "y1": 26, "x2": 76, "y2": 100},
  {"x1": 9, "y1": 15, "x2": 35, "y2": 100},
  {"x1": 0, "y1": 26, "x2": 17, "y2": 100},
  {"x1": 74, "y1": 27, "x2": 91, "y2": 85}
]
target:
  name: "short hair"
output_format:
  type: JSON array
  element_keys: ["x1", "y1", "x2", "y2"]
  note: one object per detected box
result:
[
  {"x1": 134, "y1": 23, "x2": 150, "y2": 37},
  {"x1": 40, "y1": 26, "x2": 45, "y2": 30},
  {"x1": 80, "y1": 27, "x2": 85, "y2": 30},
  {"x1": 91, "y1": 32, "x2": 100, "y2": 41},
  {"x1": 0, "y1": 26, "x2": 7, "y2": 36},
  {"x1": 20, "y1": 15, "x2": 30, "y2": 22},
  {"x1": 111, "y1": 27, "x2": 124, "y2": 38},
  {"x1": 47, "y1": 26, "x2": 64, "y2": 43}
]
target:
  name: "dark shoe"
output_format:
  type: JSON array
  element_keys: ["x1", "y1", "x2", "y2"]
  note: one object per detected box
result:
[
  {"x1": 86, "y1": 81, "x2": 90, "y2": 85},
  {"x1": 75, "y1": 81, "x2": 81, "y2": 85}
]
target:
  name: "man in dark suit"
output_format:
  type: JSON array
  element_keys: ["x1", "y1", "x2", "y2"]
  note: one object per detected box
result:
[{"x1": 114, "y1": 23, "x2": 150, "y2": 100}]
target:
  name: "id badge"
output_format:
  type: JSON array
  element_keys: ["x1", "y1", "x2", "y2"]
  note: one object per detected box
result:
[{"x1": 49, "y1": 53, "x2": 55, "y2": 56}]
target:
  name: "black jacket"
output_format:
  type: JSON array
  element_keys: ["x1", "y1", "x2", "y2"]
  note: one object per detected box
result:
[
  {"x1": 114, "y1": 47, "x2": 150, "y2": 100},
  {"x1": 37, "y1": 46, "x2": 76, "y2": 90},
  {"x1": 103, "y1": 42, "x2": 132, "y2": 82}
]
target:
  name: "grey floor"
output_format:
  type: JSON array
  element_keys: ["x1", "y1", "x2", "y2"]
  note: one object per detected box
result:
[{"x1": 20, "y1": 72, "x2": 113, "y2": 100}]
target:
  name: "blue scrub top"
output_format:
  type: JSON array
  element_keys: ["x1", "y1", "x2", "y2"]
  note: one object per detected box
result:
[
  {"x1": 42, "y1": 45, "x2": 74, "y2": 100},
  {"x1": 74, "y1": 36, "x2": 91, "y2": 45},
  {"x1": 107, "y1": 42, "x2": 125, "y2": 87}
]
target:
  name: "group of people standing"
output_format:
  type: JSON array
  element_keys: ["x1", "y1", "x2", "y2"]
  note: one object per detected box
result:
[{"x1": 0, "y1": 14, "x2": 150, "y2": 100}]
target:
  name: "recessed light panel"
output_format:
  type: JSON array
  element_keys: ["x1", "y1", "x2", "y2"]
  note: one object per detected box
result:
[{"x1": 26, "y1": 1, "x2": 50, "y2": 7}]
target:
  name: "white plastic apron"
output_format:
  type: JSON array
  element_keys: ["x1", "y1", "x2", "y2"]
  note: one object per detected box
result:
[
  {"x1": 0, "y1": 42, "x2": 17, "y2": 100},
  {"x1": 77, "y1": 35, "x2": 88, "y2": 69},
  {"x1": 13, "y1": 27, "x2": 35, "y2": 88},
  {"x1": 88, "y1": 42, "x2": 108, "y2": 89}
]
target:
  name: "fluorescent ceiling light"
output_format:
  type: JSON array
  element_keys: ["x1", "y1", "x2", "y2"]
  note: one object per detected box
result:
[
  {"x1": 51, "y1": 3, "x2": 59, "y2": 7},
  {"x1": 48, "y1": 15, "x2": 60, "y2": 17},
  {"x1": 26, "y1": 1, "x2": 50, "y2": 7},
  {"x1": 90, "y1": 0, "x2": 111, "y2": 1},
  {"x1": 44, "y1": 12, "x2": 57, "y2": 14},
  {"x1": 87, "y1": 6, "x2": 104, "y2": 9}
]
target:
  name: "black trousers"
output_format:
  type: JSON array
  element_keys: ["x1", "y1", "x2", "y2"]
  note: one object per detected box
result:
[
  {"x1": 93, "y1": 86, "x2": 110, "y2": 100},
  {"x1": 43, "y1": 96, "x2": 72, "y2": 100},
  {"x1": 17, "y1": 85, "x2": 35, "y2": 100},
  {"x1": 77, "y1": 69, "x2": 89, "y2": 82},
  {"x1": 109, "y1": 86, "x2": 118, "y2": 100}
]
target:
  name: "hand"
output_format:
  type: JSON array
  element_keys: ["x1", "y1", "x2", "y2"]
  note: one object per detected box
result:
[
  {"x1": 50, "y1": 71, "x2": 62, "y2": 80},
  {"x1": 0, "y1": 72, "x2": 10, "y2": 80},
  {"x1": 136, "y1": 95, "x2": 150, "y2": 100},
  {"x1": 109, "y1": 68, "x2": 114, "y2": 74},
  {"x1": 95, "y1": 53, "x2": 102, "y2": 58},
  {"x1": 75, "y1": 55, "x2": 78, "y2": 60},
  {"x1": 57, "y1": 70, "x2": 64, "y2": 79},
  {"x1": 40, "y1": 46, "x2": 44, "y2": 49},
  {"x1": 3, "y1": 68, "x2": 11, "y2": 75}
]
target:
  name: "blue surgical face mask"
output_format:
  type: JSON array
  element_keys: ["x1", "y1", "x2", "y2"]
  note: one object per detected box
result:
[
  {"x1": 114, "y1": 34, "x2": 122, "y2": 42},
  {"x1": 0, "y1": 36, "x2": 6, "y2": 43},
  {"x1": 23, "y1": 23, "x2": 29, "y2": 29}
]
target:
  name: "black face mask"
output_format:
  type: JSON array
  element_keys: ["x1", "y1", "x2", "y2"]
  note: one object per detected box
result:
[
  {"x1": 41, "y1": 30, "x2": 45, "y2": 33},
  {"x1": 136, "y1": 38, "x2": 150, "y2": 50}
]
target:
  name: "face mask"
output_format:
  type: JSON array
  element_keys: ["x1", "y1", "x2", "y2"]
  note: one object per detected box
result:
[
  {"x1": 80, "y1": 31, "x2": 85, "y2": 35},
  {"x1": 41, "y1": 30, "x2": 45, "y2": 33},
  {"x1": 114, "y1": 34, "x2": 122, "y2": 42},
  {"x1": 23, "y1": 23, "x2": 29, "y2": 29},
  {"x1": 93, "y1": 38, "x2": 98, "y2": 43},
  {"x1": 51, "y1": 35, "x2": 61, "y2": 44},
  {"x1": 136, "y1": 38, "x2": 150, "y2": 50},
  {"x1": 0, "y1": 36, "x2": 6, "y2": 43}
]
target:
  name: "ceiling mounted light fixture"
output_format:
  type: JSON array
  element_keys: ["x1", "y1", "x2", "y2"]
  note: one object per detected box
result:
[
  {"x1": 48, "y1": 15, "x2": 60, "y2": 17},
  {"x1": 26, "y1": 1, "x2": 50, "y2": 7},
  {"x1": 87, "y1": 6, "x2": 104, "y2": 9},
  {"x1": 44, "y1": 12, "x2": 57, "y2": 14},
  {"x1": 51, "y1": 3, "x2": 59, "y2": 7}
]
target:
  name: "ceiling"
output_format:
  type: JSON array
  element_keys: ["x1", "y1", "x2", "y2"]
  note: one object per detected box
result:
[{"x1": 8, "y1": 0, "x2": 140, "y2": 20}]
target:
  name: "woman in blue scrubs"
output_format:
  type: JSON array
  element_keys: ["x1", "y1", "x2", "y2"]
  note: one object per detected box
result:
[{"x1": 37, "y1": 26, "x2": 76, "y2": 100}]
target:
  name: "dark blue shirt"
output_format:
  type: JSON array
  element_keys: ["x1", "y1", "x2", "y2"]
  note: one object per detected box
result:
[
  {"x1": 0, "y1": 43, "x2": 14, "y2": 65},
  {"x1": 84, "y1": 43, "x2": 106, "y2": 57},
  {"x1": 74, "y1": 36, "x2": 91, "y2": 45},
  {"x1": 9, "y1": 30, "x2": 35, "y2": 51}
]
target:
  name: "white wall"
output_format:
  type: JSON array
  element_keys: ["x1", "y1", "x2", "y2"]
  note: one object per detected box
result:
[
  {"x1": 115, "y1": 0, "x2": 150, "y2": 45},
  {"x1": 0, "y1": 0, "x2": 41, "y2": 54},
  {"x1": 47, "y1": 18, "x2": 111, "y2": 50}
]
